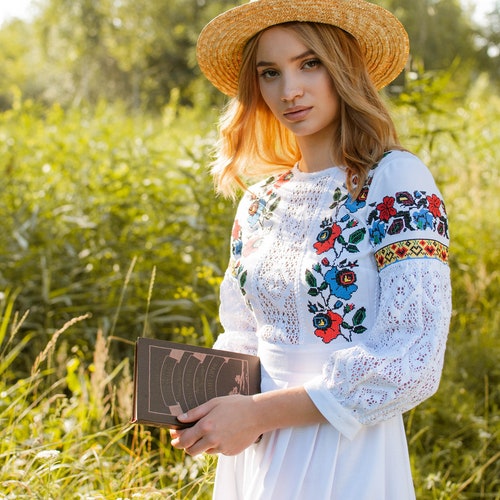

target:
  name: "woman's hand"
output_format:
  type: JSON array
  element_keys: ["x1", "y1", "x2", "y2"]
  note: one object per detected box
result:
[
  {"x1": 170, "y1": 394, "x2": 263, "y2": 456},
  {"x1": 170, "y1": 387, "x2": 326, "y2": 456}
]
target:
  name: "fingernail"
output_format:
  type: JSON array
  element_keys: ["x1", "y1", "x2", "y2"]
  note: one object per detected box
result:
[{"x1": 178, "y1": 413, "x2": 188, "y2": 420}]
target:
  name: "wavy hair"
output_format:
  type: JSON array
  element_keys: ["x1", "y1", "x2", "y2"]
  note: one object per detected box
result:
[{"x1": 211, "y1": 22, "x2": 403, "y2": 198}]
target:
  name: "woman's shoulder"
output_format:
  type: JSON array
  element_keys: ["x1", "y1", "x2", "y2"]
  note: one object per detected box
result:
[
  {"x1": 369, "y1": 150, "x2": 438, "y2": 192},
  {"x1": 376, "y1": 149, "x2": 432, "y2": 175}
]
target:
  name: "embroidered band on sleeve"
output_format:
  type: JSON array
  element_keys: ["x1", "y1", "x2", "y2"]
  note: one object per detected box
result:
[{"x1": 375, "y1": 239, "x2": 449, "y2": 270}]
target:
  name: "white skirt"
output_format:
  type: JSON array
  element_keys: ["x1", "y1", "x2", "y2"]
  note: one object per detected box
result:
[{"x1": 212, "y1": 342, "x2": 416, "y2": 500}]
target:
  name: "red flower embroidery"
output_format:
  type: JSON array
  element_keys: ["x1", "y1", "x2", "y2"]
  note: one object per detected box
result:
[
  {"x1": 376, "y1": 196, "x2": 397, "y2": 222},
  {"x1": 313, "y1": 310, "x2": 343, "y2": 343},
  {"x1": 313, "y1": 223, "x2": 342, "y2": 254},
  {"x1": 427, "y1": 194, "x2": 442, "y2": 217},
  {"x1": 231, "y1": 219, "x2": 241, "y2": 240}
]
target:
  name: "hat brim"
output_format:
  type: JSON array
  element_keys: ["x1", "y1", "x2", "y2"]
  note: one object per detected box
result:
[{"x1": 197, "y1": 0, "x2": 409, "y2": 96}]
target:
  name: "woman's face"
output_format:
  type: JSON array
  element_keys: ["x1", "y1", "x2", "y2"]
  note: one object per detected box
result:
[{"x1": 256, "y1": 26, "x2": 340, "y2": 145}]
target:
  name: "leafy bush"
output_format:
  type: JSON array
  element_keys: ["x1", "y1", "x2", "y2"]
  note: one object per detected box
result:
[
  {"x1": 0, "y1": 293, "x2": 215, "y2": 498},
  {"x1": 392, "y1": 74, "x2": 500, "y2": 499},
  {"x1": 0, "y1": 96, "x2": 235, "y2": 368},
  {"x1": 0, "y1": 73, "x2": 499, "y2": 498}
]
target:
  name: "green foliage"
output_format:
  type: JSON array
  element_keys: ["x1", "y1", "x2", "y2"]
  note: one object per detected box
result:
[
  {"x1": 0, "y1": 0, "x2": 238, "y2": 109},
  {"x1": 390, "y1": 74, "x2": 500, "y2": 499},
  {"x1": 1, "y1": 0, "x2": 500, "y2": 109},
  {"x1": 0, "y1": 96, "x2": 235, "y2": 368},
  {"x1": 380, "y1": 0, "x2": 477, "y2": 71},
  {"x1": 0, "y1": 306, "x2": 216, "y2": 498},
  {"x1": 0, "y1": 69, "x2": 499, "y2": 497}
]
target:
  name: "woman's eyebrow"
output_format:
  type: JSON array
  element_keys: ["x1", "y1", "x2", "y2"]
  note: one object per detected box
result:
[{"x1": 256, "y1": 50, "x2": 316, "y2": 68}]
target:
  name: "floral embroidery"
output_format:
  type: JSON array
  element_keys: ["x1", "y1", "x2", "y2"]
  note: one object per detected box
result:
[
  {"x1": 307, "y1": 187, "x2": 368, "y2": 343},
  {"x1": 307, "y1": 258, "x2": 367, "y2": 343},
  {"x1": 231, "y1": 170, "x2": 293, "y2": 298},
  {"x1": 344, "y1": 185, "x2": 369, "y2": 213},
  {"x1": 247, "y1": 171, "x2": 293, "y2": 229},
  {"x1": 427, "y1": 194, "x2": 443, "y2": 217},
  {"x1": 368, "y1": 190, "x2": 449, "y2": 245},
  {"x1": 312, "y1": 310, "x2": 343, "y2": 342},
  {"x1": 231, "y1": 220, "x2": 243, "y2": 260},
  {"x1": 313, "y1": 215, "x2": 364, "y2": 256},
  {"x1": 313, "y1": 222, "x2": 342, "y2": 254},
  {"x1": 324, "y1": 267, "x2": 358, "y2": 300},
  {"x1": 376, "y1": 196, "x2": 397, "y2": 222}
]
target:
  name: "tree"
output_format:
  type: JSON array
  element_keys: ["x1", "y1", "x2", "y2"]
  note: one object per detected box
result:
[
  {"x1": 473, "y1": 1, "x2": 500, "y2": 85},
  {"x1": 1, "y1": 0, "x2": 498, "y2": 110},
  {"x1": 378, "y1": 0, "x2": 477, "y2": 72},
  {"x1": 31, "y1": 0, "x2": 237, "y2": 109}
]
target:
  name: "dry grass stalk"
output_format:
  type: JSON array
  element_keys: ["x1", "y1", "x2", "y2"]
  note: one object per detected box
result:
[{"x1": 31, "y1": 313, "x2": 91, "y2": 376}]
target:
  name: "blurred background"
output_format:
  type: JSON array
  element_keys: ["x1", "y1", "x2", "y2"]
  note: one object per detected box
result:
[
  {"x1": 0, "y1": 0, "x2": 499, "y2": 110},
  {"x1": 0, "y1": 1, "x2": 498, "y2": 499}
]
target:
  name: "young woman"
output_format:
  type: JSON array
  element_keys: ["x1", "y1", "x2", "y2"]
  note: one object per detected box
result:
[{"x1": 171, "y1": 1, "x2": 451, "y2": 498}]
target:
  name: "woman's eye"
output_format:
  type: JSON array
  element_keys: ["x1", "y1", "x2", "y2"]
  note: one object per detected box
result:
[
  {"x1": 259, "y1": 69, "x2": 279, "y2": 79},
  {"x1": 303, "y1": 59, "x2": 321, "y2": 70}
]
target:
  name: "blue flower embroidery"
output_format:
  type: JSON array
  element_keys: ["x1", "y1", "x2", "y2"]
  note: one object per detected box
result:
[
  {"x1": 412, "y1": 208, "x2": 434, "y2": 230},
  {"x1": 324, "y1": 267, "x2": 358, "y2": 300},
  {"x1": 344, "y1": 192, "x2": 366, "y2": 213},
  {"x1": 369, "y1": 220, "x2": 387, "y2": 245}
]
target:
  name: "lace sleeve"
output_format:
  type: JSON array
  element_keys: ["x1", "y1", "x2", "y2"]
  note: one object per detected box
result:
[
  {"x1": 304, "y1": 153, "x2": 451, "y2": 438},
  {"x1": 212, "y1": 270, "x2": 259, "y2": 356},
  {"x1": 305, "y1": 257, "x2": 451, "y2": 437}
]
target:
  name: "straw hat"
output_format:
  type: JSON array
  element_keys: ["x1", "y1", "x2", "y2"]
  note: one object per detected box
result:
[{"x1": 197, "y1": 0, "x2": 409, "y2": 96}]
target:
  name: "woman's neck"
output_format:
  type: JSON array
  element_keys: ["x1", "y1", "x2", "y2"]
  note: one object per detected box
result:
[{"x1": 297, "y1": 136, "x2": 337, "y2": 172}]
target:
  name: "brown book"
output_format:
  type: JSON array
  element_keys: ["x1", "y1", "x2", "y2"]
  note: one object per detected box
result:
[{"x1": 131, "y1": 337, "x2": 261, "y2": 429}]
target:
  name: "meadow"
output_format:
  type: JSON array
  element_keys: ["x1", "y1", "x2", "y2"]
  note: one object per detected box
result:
[{"x1": 0, "y1": 74, "x2": 499, "y2": 498}]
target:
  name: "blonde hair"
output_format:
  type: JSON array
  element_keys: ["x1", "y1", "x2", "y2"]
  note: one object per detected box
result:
[{"x1": 211, "y1": 22, "x2": 403, "y2": 198}]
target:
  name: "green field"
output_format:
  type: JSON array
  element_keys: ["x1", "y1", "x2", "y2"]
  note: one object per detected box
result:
[{"x1": 1, "y1": 73, "x2": 499, "y2": 498}]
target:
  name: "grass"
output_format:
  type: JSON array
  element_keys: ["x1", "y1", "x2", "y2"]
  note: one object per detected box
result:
[
  {"x1": 0, "y1": 291, "x2": 216, "y2": 499},
  {"x1": 0, "y1": 73, "x2": 499, "y2": 498}
]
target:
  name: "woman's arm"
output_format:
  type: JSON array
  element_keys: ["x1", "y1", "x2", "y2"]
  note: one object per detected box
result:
[
  {"x1": 304, "y1": 257, "x2": 451, "y2": 438},
  {"x1": 172, "y1": 257, "x2": 450, "y2": 454},
  {"x1": 170, "y1": 386, "x2": 326, "y2": 456}
]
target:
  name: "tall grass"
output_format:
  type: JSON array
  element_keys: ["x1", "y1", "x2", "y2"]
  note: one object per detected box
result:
[
  {"x1": 392, "y1": 74, "x2": 500, "y2": 499},
  {"x1": 0, "y1": 281, "x2": 216, "y2": 499},
  {"x1": 0, "y1": 74, "x2": 499, "y2": 498}
]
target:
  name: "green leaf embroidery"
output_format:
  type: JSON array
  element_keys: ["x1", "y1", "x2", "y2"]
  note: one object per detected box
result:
[
  {"x1": 305, "y1": 269, "x2": 318, "y2": 287},
  {"x1": 352, "y1": 307, "x2": 366, "y2": 326},
  {"x1": 353, "y1": 326, "x2": 367, "y2": 334},
  {"x1": 348, "y1": 228, "x2": 366, "y2": 245}
]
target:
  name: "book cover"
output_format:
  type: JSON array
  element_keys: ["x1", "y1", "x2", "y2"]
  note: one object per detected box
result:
[{"x1": 131, "y1": 337, "x2": 261, "y2": 429}]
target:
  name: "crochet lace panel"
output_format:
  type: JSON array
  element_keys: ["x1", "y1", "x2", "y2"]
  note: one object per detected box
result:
[
  {"x1": 323, "y1": 258, "x2": 451, "y2": 424},
  {"x1": 253, "y1": 174, "x2": 335, "y2": 345},
  {"x1": 216, "y1": 257, "x2": 451, "y2": 423}
]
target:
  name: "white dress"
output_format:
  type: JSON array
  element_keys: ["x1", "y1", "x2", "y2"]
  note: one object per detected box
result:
[{"x1": 212, "y1": 151, "x2": 451, "y2": 500}]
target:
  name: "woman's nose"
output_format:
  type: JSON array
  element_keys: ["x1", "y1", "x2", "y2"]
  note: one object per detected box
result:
[{"x1": 281, "y1": 79, "x2": 304, "y2": 102}]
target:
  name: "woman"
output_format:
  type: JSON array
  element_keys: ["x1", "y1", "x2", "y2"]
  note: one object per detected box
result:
[{"x1": 171, "y1": 1, "x2": 451, "y2": 498}]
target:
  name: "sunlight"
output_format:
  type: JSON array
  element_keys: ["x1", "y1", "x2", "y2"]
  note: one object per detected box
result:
[{"x1": 0, "y1": 0, "x2": 497, "y2": 25}]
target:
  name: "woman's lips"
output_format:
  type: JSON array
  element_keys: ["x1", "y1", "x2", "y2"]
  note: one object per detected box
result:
[{"x1": 283, "y1": 106, "x2": 312, "y2": 122}]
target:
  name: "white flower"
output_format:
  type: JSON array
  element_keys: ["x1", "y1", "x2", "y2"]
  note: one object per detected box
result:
[{"x1": 35, "y1": 449, "x2": 61, "y2": 461}]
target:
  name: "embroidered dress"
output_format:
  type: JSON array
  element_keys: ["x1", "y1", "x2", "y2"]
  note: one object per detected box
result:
[{"x1": 212, "y1": 151, "x2": 451, "y2": 500}]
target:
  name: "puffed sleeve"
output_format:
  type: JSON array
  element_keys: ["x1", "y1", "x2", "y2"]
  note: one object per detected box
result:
[
  {"x1": 304, "y1": 151, "x2": 451, "y2": 440},
  {"x1": 213, "y1": 269, "x2": 259, "y2": 355},
  {"x1": 213, "y1": 195, "x2": 259, "y2": 356}
]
